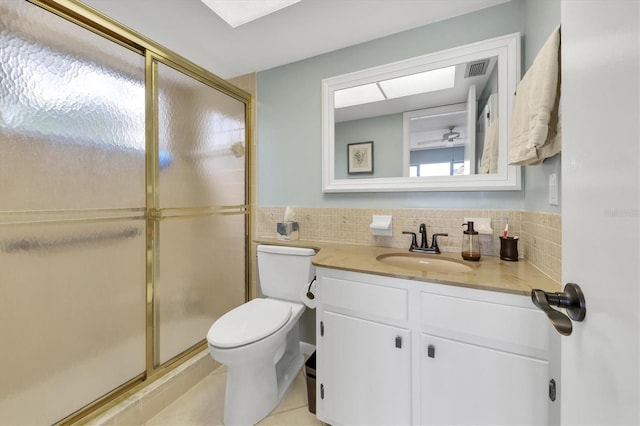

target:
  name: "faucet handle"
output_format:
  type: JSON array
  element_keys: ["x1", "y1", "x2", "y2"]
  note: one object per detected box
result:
[
  {"x1": 430, "y1": 233, "x2": 448, "y2": 253},
  {"x1": 418, "y1": 223, "x2": 428, "y2": 248},
  {"x1": 402, "y1": 231, "x2": 418, "y2": 248}
]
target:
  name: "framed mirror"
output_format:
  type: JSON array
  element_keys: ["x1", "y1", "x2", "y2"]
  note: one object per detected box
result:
[{"x1": 322, "y1": 33, "x2": 521, "y2": 192}]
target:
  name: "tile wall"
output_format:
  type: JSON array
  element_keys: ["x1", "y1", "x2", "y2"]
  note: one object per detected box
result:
[
  {"x1": 257, "y1": 207, "x2": 561, "y2": 283},
  {"x1": 520, "y1": 210, "x2": 562, "y2": 282}
]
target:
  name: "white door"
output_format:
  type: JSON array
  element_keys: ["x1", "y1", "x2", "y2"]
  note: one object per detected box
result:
[
  {"x1": 320, "y1": 311, "x2": 411, "y2": 425},
  {"x1": 420, "y1": 334, "x2": 549, "y2": 425},
  {"x1": 561, "y1": 1, "x2": 639, "y2": 424}
]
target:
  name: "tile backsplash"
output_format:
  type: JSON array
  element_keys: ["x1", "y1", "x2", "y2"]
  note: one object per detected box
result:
[
  {"x1": 520, "y1": 211, "x2": 562, "y2": 282},
  {"x1": 257, "y1": 206, "x2": 561, "y2": 283}
]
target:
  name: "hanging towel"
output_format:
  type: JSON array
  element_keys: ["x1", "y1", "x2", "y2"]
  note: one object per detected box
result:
[
  {"x1": 480, "y1": 118, "x2": 499, "y2": 174},
  {"x1": 508, "y1": 26, "x2": 561, "y2": 165}
]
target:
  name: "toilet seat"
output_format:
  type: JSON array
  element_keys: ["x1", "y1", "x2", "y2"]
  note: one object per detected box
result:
[{"x1": 207, "y1": 298, "x2": 292, "y2": 348}]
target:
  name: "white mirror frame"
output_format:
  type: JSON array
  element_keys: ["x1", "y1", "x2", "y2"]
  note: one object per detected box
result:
[{"x1": 322, "y1": 33, "x2": 521, "y2": 193}]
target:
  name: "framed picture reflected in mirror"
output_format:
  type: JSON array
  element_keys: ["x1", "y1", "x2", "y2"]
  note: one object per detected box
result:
[{"x1": 347, "y1": 141, "x2": 373, "y2": 174}]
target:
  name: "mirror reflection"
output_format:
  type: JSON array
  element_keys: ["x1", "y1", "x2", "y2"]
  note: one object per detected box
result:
[
  {"x1": 322, "y1": 33, "x2": 520, "y2": 192},
  {"x1": 335, "y1": 56, "x2": 498, "y2": 179}
]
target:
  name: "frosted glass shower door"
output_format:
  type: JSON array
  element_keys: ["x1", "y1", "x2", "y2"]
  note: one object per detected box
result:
[
  {"x1": 156, "y1": 62, "x2": 247, "y2": 364},
  {"x1": 0, "y1": 1, "x2": 146, "y2": 424},
  {"x1": 0, "y1": 1, "x2": 146, "y2": 212},
  {"x1": 1, "y1": 0, "x2": 251, "y2": 422}
]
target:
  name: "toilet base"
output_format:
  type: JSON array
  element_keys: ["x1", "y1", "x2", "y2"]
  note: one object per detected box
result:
[
  {"x1": 223, "y1": 354, "x2": 304, "y2": 425},
  {"x1": 219, "y1": 324, "x2": 305, "y2": 425}
]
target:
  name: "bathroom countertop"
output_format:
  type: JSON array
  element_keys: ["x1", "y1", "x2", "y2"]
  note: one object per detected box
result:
[{"x1": 254, "y1": 238, "x2": 561, "y2": 296}]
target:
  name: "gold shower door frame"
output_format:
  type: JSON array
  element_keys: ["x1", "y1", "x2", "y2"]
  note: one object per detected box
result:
[
  {"x1": 21, "y1": 0, "x2": 253, "y2": 423},
  {"x1": 144, "y1": 52, "x2": 251, "y2": 373}
]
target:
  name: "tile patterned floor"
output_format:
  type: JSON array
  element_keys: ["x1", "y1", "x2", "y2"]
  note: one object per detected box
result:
[{"x1": 145, "y1": 365, "x2": 322, "y2": 425}]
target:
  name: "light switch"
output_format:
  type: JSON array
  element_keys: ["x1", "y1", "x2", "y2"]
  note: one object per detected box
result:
[{"x1": 549, "y1": 173, "x2": 559, "y2": 206}]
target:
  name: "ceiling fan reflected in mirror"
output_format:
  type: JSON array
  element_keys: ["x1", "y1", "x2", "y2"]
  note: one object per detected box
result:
[
  {"x1": 413, "y1": 125, "x2": 464, "y2": 150},
  {"x1": 442, "y1": 126, "x2": 461, "y2": 142}
]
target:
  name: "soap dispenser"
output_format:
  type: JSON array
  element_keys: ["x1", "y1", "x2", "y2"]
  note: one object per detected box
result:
[{"x1": 462, "y1": 221, "x2": 481, "y2": 261}]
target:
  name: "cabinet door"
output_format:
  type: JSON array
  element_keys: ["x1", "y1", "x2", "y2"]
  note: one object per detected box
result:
[
  {"x1": 421, "y1": 334, "x2": 550, "y2": 425},
  {"x1": 320, "y1": 311, "x2": 411, "y2": 425}
]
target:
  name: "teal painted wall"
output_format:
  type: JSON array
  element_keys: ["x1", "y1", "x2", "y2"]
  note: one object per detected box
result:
[
  {"x1": 335, "y1": 114, "x2": 403, "y2": 179},
  {"x1": 257, "y1": 0, "x2": 561, "y2": 211}
]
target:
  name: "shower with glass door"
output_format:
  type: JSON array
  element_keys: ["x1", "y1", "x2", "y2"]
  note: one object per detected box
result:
[{"x1": 0, "y1": 1, "x2": 250, "y2": 423}]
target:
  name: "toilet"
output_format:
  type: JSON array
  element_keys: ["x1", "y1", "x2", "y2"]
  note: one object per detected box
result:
[{"x1": 206, "y1": 244, "x2": 316, "y2": 425}]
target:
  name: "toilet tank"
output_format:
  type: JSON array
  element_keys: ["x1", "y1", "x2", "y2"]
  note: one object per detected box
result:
[{"x1": 257, "y1": 245, "x2": 316, "y2": 301}]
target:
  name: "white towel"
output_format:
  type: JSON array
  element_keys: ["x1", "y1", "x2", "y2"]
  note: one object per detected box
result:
[
  {"x1": 508, "y1": 26, "x2": 561, "y2": 166},
  {"x1": 480, "y1": 118, "x2": 499, "y2": 174}
]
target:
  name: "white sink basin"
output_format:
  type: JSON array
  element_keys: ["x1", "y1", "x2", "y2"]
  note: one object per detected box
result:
[{"x1": 376, "y1": 253, "x2": 473, "y2": 273}]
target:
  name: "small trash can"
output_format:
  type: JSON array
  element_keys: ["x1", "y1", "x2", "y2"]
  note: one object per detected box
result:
[{"x1": 305, "y1": 351, "x2": 317, "y2": 414}]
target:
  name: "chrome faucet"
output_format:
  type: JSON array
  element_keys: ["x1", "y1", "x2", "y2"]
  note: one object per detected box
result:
[{"x1": 402, "y1": 223, "x2": 448, "y2": 254}]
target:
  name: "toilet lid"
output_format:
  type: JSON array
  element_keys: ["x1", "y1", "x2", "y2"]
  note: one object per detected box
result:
[{"x1": 207, "y1": 298, "x2": 292, "y2": 348}]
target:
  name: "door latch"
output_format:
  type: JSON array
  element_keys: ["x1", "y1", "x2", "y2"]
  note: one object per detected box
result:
[{"x1": 531, "y1": 283, "x2": 586, "y2": 336}]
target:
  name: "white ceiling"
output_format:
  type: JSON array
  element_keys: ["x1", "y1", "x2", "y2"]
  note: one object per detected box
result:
[{"x1": 81, "y1": 0, "x2": 509, "y2": 80}]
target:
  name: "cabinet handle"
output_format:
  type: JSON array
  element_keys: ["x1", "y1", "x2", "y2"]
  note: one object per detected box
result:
[
  {"x1": 427, "y1": 344, "x2": 435, "y2": 358},
  {"x1": 549, "y1": 379, "x2": 557, "y2": 402},
  {"x1": 395, "y1": 336, "x2": 402, "y2": 348}
]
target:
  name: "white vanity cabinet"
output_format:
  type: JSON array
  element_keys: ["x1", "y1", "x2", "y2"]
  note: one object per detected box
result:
[
  {"x1": 315, "y1": 267, "x2": 559, "y2": 426},
  {"x1": 316, "y1": 268, "x2": 412, "y2": 425}
]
